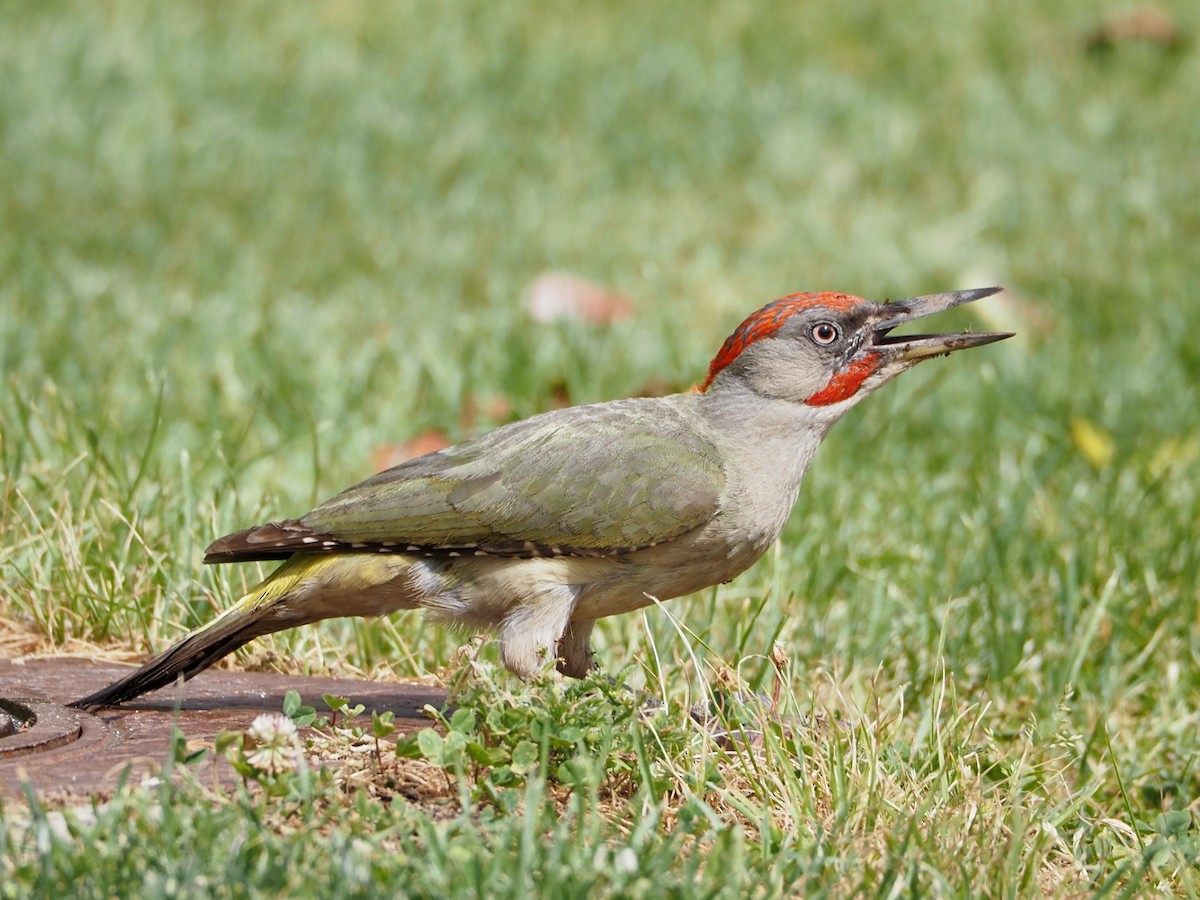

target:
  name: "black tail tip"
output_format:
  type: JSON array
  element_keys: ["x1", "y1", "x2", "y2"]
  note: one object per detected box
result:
[
  {"x1": 68, "y1": 669, "x2": 187, "y2": 710},
  {"x1": 67, "y1": 684, "x2": 135, "y2": 710}
]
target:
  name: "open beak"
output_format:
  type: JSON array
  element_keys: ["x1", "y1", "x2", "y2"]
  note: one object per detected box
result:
[{"x1": 870, "y1": 287, "x2": 1014, "y2": 362}]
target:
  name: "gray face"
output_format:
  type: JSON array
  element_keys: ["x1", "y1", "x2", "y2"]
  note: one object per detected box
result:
[{"x1": 716, "y1": 304, "x2": 880, "y2": 405}]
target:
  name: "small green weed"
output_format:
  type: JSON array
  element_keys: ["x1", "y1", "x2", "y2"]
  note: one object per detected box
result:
[{"x1": 397, "y1": 660, "x2": 705, "y2": 811}]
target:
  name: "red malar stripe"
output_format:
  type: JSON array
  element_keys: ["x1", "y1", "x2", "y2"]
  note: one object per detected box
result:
[{"x1": 804, "y1": 353, "x2": 881, "y2": 406}]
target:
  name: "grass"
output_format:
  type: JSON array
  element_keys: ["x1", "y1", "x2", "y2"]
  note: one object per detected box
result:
[{"x1": 2, "y1": 0, "x2": 1200, "y2": 894}]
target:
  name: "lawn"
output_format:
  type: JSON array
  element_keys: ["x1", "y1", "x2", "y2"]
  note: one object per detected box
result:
[{"x1": 2, "y1": 1, "x2": 1199, "y2": 895}]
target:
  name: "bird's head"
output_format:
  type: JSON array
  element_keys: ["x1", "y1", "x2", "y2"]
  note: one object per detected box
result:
[{"x1": 700, "y1": 286, "x2": 1012, "y2": 417}]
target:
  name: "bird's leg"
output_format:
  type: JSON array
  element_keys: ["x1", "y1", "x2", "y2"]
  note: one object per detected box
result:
[
  {"x1": 496, "y1": 587, "x2": 576, "y2": 678},
  {"x1": 555, "y1": 618, "x2": 597, "y2": 678}
]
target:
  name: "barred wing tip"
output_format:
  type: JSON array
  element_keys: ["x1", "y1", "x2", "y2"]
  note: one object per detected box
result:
[{"x1": 203, "y1": 520, "x2": 317, "y2": 564}]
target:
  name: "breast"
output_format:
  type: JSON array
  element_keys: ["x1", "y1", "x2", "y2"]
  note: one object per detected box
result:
[{"x1": 567, "y1": 517, "x2": 774, "y2": 621}]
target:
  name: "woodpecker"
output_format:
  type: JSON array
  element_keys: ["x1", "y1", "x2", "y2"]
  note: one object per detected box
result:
[{"x1": 72, "y1": 287, "x2": 1011, "y2": 709}]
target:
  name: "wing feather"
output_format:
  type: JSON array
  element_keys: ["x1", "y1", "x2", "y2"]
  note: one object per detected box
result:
[{"x1": 204, "y1": 396, "x2": 723, "y2": 564}]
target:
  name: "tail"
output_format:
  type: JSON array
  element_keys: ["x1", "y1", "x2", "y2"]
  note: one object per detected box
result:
[{"x1": 69, "y1": 555, "x2": 340, "y2": 710}]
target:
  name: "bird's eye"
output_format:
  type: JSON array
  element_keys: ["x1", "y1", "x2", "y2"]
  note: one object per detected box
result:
[{"x1": 811, "y1": 322, "x2": 839, "y2": 345}]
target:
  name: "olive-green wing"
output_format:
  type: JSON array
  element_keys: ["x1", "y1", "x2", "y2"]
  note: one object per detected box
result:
[{"x1": 204, "y1": 397, "x2": 724, "y2": 563}]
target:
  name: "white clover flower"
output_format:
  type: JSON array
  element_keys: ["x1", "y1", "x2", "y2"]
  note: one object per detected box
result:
[
  {"x1": 614, "y1": 848, "x2": 638, "y2": 876},
  {"x1": 244, "y1": 712, "x2": 303, "y2": 776}
]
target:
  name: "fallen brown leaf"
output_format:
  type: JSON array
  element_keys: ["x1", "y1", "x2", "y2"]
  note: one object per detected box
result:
[{"x1": 526, "y1": 272, "x2": 635, "y2": 325}]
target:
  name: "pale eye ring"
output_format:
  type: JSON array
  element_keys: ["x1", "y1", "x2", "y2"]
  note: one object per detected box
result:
[{"x1": 811, "y1": 322, "x2": 839, "y2": 345}]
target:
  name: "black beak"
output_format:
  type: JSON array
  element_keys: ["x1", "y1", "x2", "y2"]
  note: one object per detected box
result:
[{"x1": 870, "y1": 287, "x2": 1014, "y2": 362}]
